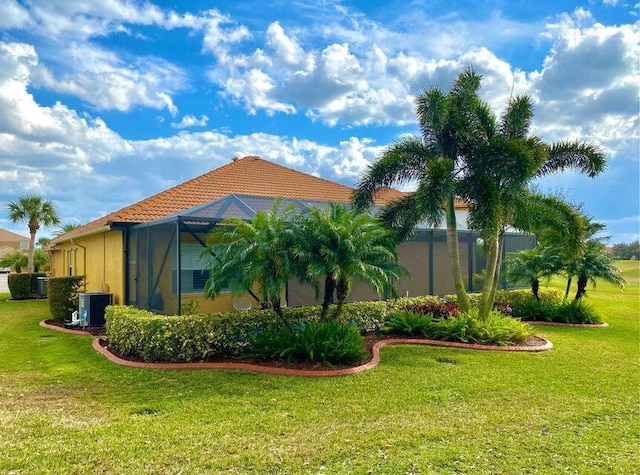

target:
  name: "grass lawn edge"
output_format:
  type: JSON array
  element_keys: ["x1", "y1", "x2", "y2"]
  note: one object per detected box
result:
[{"x1": 40, "y1": 319, "x2": 553, "y2": 377}]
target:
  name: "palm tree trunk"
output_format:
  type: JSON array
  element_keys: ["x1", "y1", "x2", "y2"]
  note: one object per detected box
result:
[
  {"x1": 479, "y1": 232, "x2": 500, "y2": 320},
  {"x1": 487, "y1": 230, "x2": 505, "y2": 309},
  {"x1": 445, "y1": 196, "x2": 470, "y2": 312},
  {"x1": 321, "y1": 274, "x2": 336, "y2": 320},
  {"x1": 532, "y1": 279, "x2": 540, "y2": 301},
  {"x1": 574, "y1": 275, "x2": 588, "y2": 301},
  {"x1": 564, "y1": 277, "x2": 572, "y2": 300},
  {"x1": 27, "y1": 227, "x2": 37, "y2": 274},
  {"x1": 334, "y1": 278, "x2": 349, "y2": 319}
]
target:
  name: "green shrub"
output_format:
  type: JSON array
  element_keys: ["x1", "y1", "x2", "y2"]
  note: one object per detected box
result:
[
  {"x1": 494, "y1": 288, "x2": 563, "y2": 308},
  {"x1": 48, "y1": 276, "x2": 85, "y2": 320},
  {"x1": 476, "y1": 312, "x2": 534, "y2": 345},
  {"x1": 554, "y1": 300, "x2": 602, "y2": 324},
  {"x1": 7, "y1": 273, "x2": 47, "y2": 300},
  {"x1": 426, "y1": 310, "x2": 532, "y2": 345},
  {"x1": 509, "y1": 299, "x2": 558, "y2": 321},
  {"x1": 180, "y1": 299, "x2": 200, "y2": 315},
  {"x1": 387, "y1": 295, "x2": 444, "y2": 314},
  {"x1": 407, "y1": 300, "x2": 459, "y2": 319},
  {"x1": 384, "y1": 311, "x2": 434, "y2": 336},
  {"x1": 249, "y1": 321, "x2": 365, "y2": 366},
  {"x1": 385, "y1": 308, "x2": 532, "y2": 345}
]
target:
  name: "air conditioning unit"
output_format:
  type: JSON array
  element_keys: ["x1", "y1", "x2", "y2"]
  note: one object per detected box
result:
[{"x1": 79, "y1": 293, "x2": 112, "y2": 327}]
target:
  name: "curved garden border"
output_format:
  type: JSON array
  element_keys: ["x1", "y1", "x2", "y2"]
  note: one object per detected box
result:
[{"x1": 40, "y1": 320, "x2": 553, "y2": 378}]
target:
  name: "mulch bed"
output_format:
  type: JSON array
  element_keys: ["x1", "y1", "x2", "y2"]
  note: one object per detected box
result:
[{"x1": 45, "y1": 319, "x2": 549, "y2": 372}]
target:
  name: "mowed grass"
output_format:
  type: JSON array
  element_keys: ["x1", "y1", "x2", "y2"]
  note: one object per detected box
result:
[{"x1": 0, "y1": 262, "x2": 638, "y2": 474}]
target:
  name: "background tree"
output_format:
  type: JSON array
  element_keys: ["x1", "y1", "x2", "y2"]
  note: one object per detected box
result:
[
  {"x1": 611, "y1": 241, "x2": 640, "y2": 260},
  {"x1": 353, "y1": 69, "x2": 485, "y2": 312},
  {"x1": 54, "y1": 222, "x2": 81, "y2": 236},
  {"x1": 0, "y1": 251, "x2": 28, "y2": 273},
  {"x1": 292, "y1": 204, "x2": 407, "y2": 319},
  {"x1": 36, "y1": 236, "x2": 51, "y2": 248},
  {"x1": 203, "y1": 201, "x2": 297, "y2": 327},
  {"x1": 6, "y1": 195, "x2": 60, "y2": 273}
]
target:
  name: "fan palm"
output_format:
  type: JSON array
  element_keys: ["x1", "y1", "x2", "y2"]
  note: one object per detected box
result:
[
  {"x1": 353, "y1": 68, "x2": 484, "y2": 312},
  {"x1": 292, "y1": 204, "x2": 407, "y2": 319},
  {"x1": 6, "y1": 195, "x2": 60, "y2": 273},
  {"x1": 203, "y1": 200, "x2": 298, "y2": 327}
]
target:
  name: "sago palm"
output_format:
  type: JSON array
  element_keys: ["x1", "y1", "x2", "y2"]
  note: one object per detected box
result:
[
  {"x1": 504, "y1": 246, "x2": 562, "y2": 301},
  {"x1": 567, "y1": 239, "x2": 625, "y2": 300},
  {"x1": 203, "y1": 200, "x2": 298, "y2": 326},
  {"x1": 292, "y1": 204, "x2": 407, "y2": 319},
  {"x1": 6, "y1": 195, "x2": 60, "y2": 273}
]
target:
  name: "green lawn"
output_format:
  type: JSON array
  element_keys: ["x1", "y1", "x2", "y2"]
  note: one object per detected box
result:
[{"x1": 1, "y1": 262, "x2": 638, "y2": 474}]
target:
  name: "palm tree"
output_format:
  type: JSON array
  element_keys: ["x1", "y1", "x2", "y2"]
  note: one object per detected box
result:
[
  {"x1": 459, "y1": 94, "x2": 605, "y2": 319},
  {"x1": 292, "y1": 204, "x2": 407, "y2": 319},
  {"x1": 353, "y1": 69, "x2": 484, "y2": 312},
  {"x1": 0, "y1": 250, "x2": 28, "y2": 273},
  {"x1": 36, "y1": 236, "x2": 51, "y2": 248},
  {"x1": 568, "y1": 239, "x2": 625, "y2": 300},
  {"x1": 504, "y1": 246, "x2": 562, "y2": 301},
  {"x1": 6, "y1": 195, "x2": 60, "y2": 273},
  {"x1": 54, "y1": 222, "x2": 81, "y2": 236},
  {"x1": 203, "y1": 200, "x2": 297, "y2": 327}
]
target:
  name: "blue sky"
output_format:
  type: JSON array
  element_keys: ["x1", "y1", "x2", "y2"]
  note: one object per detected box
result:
[{"x1": 0, "y1": 0, "x2": 638, "y2": 243}]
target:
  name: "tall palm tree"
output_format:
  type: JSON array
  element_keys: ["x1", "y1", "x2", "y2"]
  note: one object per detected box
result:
[
  {"x1": 292, "y1": 204, "x2": 407, "y2": 319},
  {"x1": 203, "y1": 200, "x2": 298, "y2": 327},
  {"x1": 353, "y1": 69, "x2": 484, "y2": 312},
  {"x1": 6, "y1": 195, "x2": 60, "y2": 273},
  {"x1": 459, "y1": 94, "x2": 605, "y2": 319}
]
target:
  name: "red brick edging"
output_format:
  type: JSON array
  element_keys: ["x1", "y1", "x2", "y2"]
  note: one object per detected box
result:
[{"x1": 40, "y1": 320, "x2": 553, "y2": 377}]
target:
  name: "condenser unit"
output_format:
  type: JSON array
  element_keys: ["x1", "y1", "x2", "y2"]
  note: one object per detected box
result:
[{"x1": 79, "y1": 293, "x2": 112, "y2": 327}]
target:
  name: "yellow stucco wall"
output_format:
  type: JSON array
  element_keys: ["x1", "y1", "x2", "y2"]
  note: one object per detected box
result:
[
  {"x1": 50, "y1": 228, "x2": 285, "y2": 315},
  {"x1": 50, "y1": 230, "x2": 124, "y2": 304}
]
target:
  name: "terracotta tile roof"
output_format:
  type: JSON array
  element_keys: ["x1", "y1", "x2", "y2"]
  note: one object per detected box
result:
[
  {"x1": 51, "y1": 156, "x2": 411, "y2": 243},
  {"x1": 0, "y1": 228, "x2": 28, "y2": 242}
]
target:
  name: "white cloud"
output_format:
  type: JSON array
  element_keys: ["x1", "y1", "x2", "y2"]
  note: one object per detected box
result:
[
  {"x1": 529, "y1": 11, "x2": 639, "y2": 148},
  {"x1": 171, "y1": 115, "x2": 209, "y2": 129},
  {"x1": 32, "y1": 43, "x2": 185, "y2": 114},
  {"x1": 0, "y1": 0, "x2": 32, "y2": 29}
]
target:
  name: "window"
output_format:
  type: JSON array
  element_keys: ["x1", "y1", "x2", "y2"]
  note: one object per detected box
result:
[
  {"x1": 19, "y1": 241, "x2": 28, "y2": 250},
  {"x1": 67, "y1": 249, "x2": 74, "y2": 276},
  {"x1": 173, "y1": 244, "x2": 212, "y2": 294}
]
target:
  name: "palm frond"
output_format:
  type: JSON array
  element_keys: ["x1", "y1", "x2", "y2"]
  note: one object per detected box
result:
[
  {"x1": 352, "y1": 137, "x2": 436, "y2": 209},
  {"x1": 538, "y1": 140, "x2": 606, "y2": 178}
]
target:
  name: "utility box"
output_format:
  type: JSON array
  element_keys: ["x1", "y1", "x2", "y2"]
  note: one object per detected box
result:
[
  {"x1": 36, "y1": 277, "x2": 48, "y2": 297},
  {"x1": 79, "y1": 293, "x2": 112, "y2": 327}
]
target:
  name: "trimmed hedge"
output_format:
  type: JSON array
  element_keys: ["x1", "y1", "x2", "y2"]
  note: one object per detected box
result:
[
  {"x1": 105, "y1": 290, "x2": 562, "y2": 363},
  {"x1": 106, "y1": 301, "x2": 391, "y2": 362},
  {"x1": 48, "y1": 276, "x2": 85, "y2": 320},
  {"x1": 7, "y1": 273, "x2": 47, "y2": 300}
]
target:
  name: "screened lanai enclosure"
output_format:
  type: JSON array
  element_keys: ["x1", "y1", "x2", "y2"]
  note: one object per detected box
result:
[{"x1": 124, "y1": 194, "x2": 535, "y2": 315}]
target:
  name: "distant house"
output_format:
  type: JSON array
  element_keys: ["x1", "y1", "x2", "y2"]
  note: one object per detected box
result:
[
  {"x1": 49, "y1": 156, "x2": 532, "y2": 315},
  {"x1": 0, "y1": 228, "x2": 29, "y2": 269}
]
